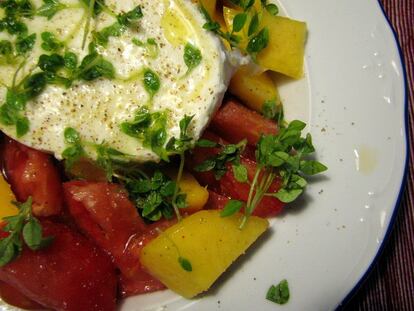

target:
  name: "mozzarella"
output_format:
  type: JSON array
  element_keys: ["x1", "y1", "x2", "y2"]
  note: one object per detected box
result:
[{"x1": 0, "y1": 0, "x2": 230, "y2": 162}]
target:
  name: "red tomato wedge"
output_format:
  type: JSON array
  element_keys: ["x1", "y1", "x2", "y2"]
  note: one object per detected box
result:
[
  {"x1": 1, "y1": 138, "x2": 63, "y2": 217},
  {"x1": 0, "y1": 221, "x2": 117, "y2": 311},
  {"x1": 63, "y1": 181, "x2": 169, "y2": 297},
  {"x1": 0, "y1": 281, "x2": 43, "y2": 310},
  {"x1": 204, "y1": 190, "x2": 229, "y2": 210},
  {"x1": 119, "y1": 219, "x2": 176, "y2": 297},
  {"x1": 210, "y1": 99, "x2": 278, "y2": 146}
]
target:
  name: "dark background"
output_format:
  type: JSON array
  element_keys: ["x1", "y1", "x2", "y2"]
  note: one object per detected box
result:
[{"x1": 343, "y1": 1, "x2": 414, "y2": 310}]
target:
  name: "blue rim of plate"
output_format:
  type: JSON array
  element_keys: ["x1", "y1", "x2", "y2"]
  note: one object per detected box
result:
[{"x1": 335, "y1": 1, "x2": 409, "y2": 310}]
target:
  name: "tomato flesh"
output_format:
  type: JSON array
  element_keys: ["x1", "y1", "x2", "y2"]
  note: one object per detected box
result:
[
  {"x1": 1, "y1": 138, "x2": 63, "y2": 217},
  {"x1": 0, "y1": 281, "x2": 43, "y2": 310},
  {"x1": 210, "y1": 99, "x2": 278, "y2": 146},
  {"x1": 63, "y1": 181, "x2": 170, "y2": 297},
  {"x1": 0, "y1": 221, "x2": 117, "y2": 311}
]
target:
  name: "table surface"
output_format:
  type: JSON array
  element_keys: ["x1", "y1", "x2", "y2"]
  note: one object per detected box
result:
[{"x1": 342, "y1": 0, "x2": 414, "y2": 310}]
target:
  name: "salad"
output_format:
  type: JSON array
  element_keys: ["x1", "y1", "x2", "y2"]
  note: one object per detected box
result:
[{"x1": 0, "y1": 0, "x2": 326, "y2": 310}]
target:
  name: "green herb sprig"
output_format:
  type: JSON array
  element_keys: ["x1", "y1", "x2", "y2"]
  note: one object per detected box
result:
[
  {"x1": 194, "y1": 139, "x2": 247, "y2": 180},
  {"x1": 165, "y1": 115, "x2": 195, "y2": 220},
  {"x1": 93, "y1": 5, "x2": 143, "y2": 47},
  {"x1": 218, "y1": 120, "x2": 327, "y2": 228},
  {"x1": 200, "y1": 0, "x2": 277, "y2": 60},
  {"x1": 0, "y1": 198, "x2": 54, "y2": 267}
]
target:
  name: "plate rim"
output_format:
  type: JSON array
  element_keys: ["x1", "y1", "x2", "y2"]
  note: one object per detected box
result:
[{"x1": 336, "y1": 0, "x2": 409, "y2": 309}]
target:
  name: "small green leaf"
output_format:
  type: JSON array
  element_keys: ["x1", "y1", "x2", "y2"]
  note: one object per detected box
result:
[
  {"x1": 64, "y1": 127, "x2": 81, "y2": 144},
  {"x1": 178, "y1": 256, "x2": 192, "y2": 272},
  {"x1": 15, "y1": 33, "x2": 36, "y2": 55},
  {"x1": 300, "y1": 160, "x2": 328, "y2": 175},
  {"x1": 243, "y1": 0, "x2": 255, "y2": 10},
  {"x1": 78, "y1": 53, "x2": 115, "y2": 81},
  {"x1": 196, "y1": 139, "x2": 219, "y2": 148},
  {"x1": 117, "y1": 5, "x2": 143, "y2": 26},
  {"x1": 23, "y1": 73, "x2": 47, "y2": 98},
  {"x1": 159, "y1": 180, "x2": 176, "y2": 197},
  {"x1": 194, "y1": 158, "x2": 216, "y2": 172},
  {"x1": 64, "y1": 51, "x2": 78, "y2": 70},
  {"x1": 233, "y1": 13, "x2": 247, "y2": 32},
  {"x1": 175, "y1": 193, "x2": 187, "y2": 209},
  {"x1": 0, "y1": 104, "x2": 19, "y2": 126},
  {"x1": 6, "y1": 89, "x2": 27, "y2": 111},
  {"x1": 3, "y1": 16, "x2": 28, "y2": 36},
  {"x1": 93, "y1": 22, "x2": 125, "y2": 47},
  {"x1": 38, "y1": 54, "x2": 65, "y2": 72},
  {"x1": 16, "y1": 116, "x2": 29, "y2": 137},
  {"x1": 247, "y1": 27, "x2": 269, "y2": 55},
  {"x1": 274, "y1": 188, "x2": 303, "y2": 203},
  {"x1": 22, "y1": 218, "x2": 43, "y2": 250},
  {"x1": 0, "y1": 40, "x2": 13, "y2": 56},
  {"x1": 266, "y1": 279, "x2": 290, "y2": 305},
  {"x1": 232, "y1": 164, "x2": 248, "y2": 183},
  {"x1": 143, "y1": 69, "x2": 160, "y2": 98},
  {"x1": 37, "y1": 0, "x2": 67, "y2": 20},
  {"x1": 288, "y1": 120, "x2": 306, "y2": 131},
  {"x1": 41, "y1": 31, "x2": 64, "y2": 52},
  {"x1": 0, "y1": 240, "x2": 16, "y2": 267},
  {"x1": 265, "y1": 3, "x2": 279, "y2": 16},
  {"x1": 221, "y1": 200, "x2": 243, "y2": 217},
  {"x1": 184, "y1": 43, "x2": 202, "y2": 74},
  {"x1": 248, "y1": 13, "x2": 259, "y2": 36}
]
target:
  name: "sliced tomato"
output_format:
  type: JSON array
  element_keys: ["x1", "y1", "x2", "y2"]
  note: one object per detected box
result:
[
  {"x1": 0, "y1": 281, "x2": 43, "y2": 310},
  {"x1": 204, "y1": 190, "x2": 229, "y2": 210},
  {"x1": 63, "y1": 181, "x2": 172, "y2": 296},
  {"x1": 0, "y1": 221, "x2": 117, "y2": 311},
  {"x1": 119, "y1": 219, "x2": 176, "y2": 297},
  {"x1": 1, "y1": 138, "x2": 63, "y2": 217},
  {"x1": 210, "y1": 98, "x2": 278, "y2": 146}
]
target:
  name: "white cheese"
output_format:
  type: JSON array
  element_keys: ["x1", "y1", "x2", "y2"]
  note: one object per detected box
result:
[{"x1": 0, "y1": 0, "x2": 230, "y2": 162}]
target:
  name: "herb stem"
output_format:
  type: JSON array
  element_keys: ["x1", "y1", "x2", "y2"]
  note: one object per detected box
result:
[
  {"x1": 246, "y1": 166, "x2": 261, "y2": 210},
  {"x1": 171, "y1": 153, "x2": 185, "y2": 222},
  {"x1": 12, "y1": 59, "x2": 27, "y2": 89},
  {"x1": 95, "y1": 0, "x2": 117, "y2": 18},
  {"x1": 82, "y1": 0, "x2": 96, "y2": 50}
]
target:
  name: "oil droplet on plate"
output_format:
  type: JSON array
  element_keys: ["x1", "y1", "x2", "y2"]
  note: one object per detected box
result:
[{"x1": 354, "y1": 146, "x2": 378, "y2": 175}]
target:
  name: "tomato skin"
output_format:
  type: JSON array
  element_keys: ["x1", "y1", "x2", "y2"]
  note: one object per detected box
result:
[
  {"x1": 210, "y1": 99, "x2": 278, "y2": 146},
  {"x1": 0, "y1": 221, "x2": 117, "y2": 311},
  {"x1": 204, "y1": 190, "x2": 229, "y2": 210},
  {"x1": 119, "y1": 219, "x2": 176, "y2": 297},
  {"x1": 0, "y1": 281, "x2": 43, "y2": 310},
  {"x1": 1, "y1": 138, "x2": 63, "y2": 217},
  {"x1": 63, "y1": 181, "x2": 171, "y2": 297}
]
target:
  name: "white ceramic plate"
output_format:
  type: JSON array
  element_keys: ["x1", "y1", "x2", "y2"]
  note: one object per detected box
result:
[
  {"x1": 0, "y1": 0, "x2": 407, "y2": 310},
  {"x1": 121, "y1": 0, "x2": 407, "y2": 310}
]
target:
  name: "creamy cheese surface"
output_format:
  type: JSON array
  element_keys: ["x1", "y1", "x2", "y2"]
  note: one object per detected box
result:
[{"x1": 0, "y1": 0, "x2": 230, "y2": 162}]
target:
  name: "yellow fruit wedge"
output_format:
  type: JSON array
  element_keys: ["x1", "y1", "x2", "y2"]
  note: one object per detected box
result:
[
  {"x1": 230, "y1": 65, "x2": 281, "y2": 112},
  {"x1": 0, "y1": 175, "x2": 18, "y2": 220},
  {"x1": 178, "y1": 172, "x2": 209, "y2": 213},
  {"x1": 140, "y1": 210, "x2": 269, "y2": 298},
  {"x1": 257, "y1": 13, "x2": 307, "y2": 79},
  {"x1": 165, "y1": 170, "x2": 209, "y2": 214}
]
